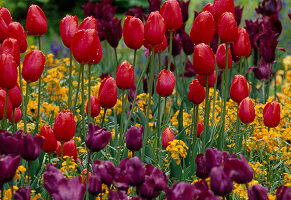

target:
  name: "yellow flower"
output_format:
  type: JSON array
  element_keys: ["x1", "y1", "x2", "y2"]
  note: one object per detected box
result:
[{"x1": 166, "y1": 139, "x2": 188, "y2": 165}]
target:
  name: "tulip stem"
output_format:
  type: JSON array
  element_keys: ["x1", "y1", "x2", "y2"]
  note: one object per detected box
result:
[
  {"x1": 235, "y1": 103, "x2": 240, "y2": 153},
  {"x1": 1, "y1": 187, "x2": 3, "y2": 200},
  {"x1": 2, "y1": 89, "x2": 8, "y2": 129},
  {"x1": 191, "y1": 104, "x2": 198, "y2": 174},
  {"x1": 86, "y1": 150, "x2": 92, "y2": 200},
  {"x1": 68, "y1": 50, "x2": 73, "y2": 110},
  {"x1": 73, "y1": 65, "x2": 82, "y2": 115},
  {"x1": 262, "y1": 81, "x2": 265, "y2": 103},
  {"x1": 24, "y1": 82, "x2": 30, "y2": 133},
  {"x1": 267, "y1": 63, "x2": 271, "y2": 101},
  {"x1": 133, "y1": 49, "x2": 137, "y2": 68},
  {"x1": 157, "y1": 53, "x2": 162, "y2": 157},
  {"x1": 167, "y1": 31, "x2": 173, "y2": 71},
  {"x1": 27, "y1": 161, "x2": 31, "y2": 185},
  {"x1": 35, "y1": 76, "x2": 42, "y2": 133},
  {"x1": 88, "y1": 65, "x2": 91, "y2": 124},
  {"x1": 11, "y1": 179, "x2": 14, "y2": 199},
  {"x1": 239, "y1": 57, "x2": 242, "y2": 74},
  {"x1": 81, "y1": 64, "x2": 85, "y2": 139},
  {"x1": 211, "y1": 66, "x2": 218, "y2": 129},
  {"x1": 61, "y1": 142, "x2": 64, "y2": 162},
  {"x1": 117, "y1": 89, "x2": 126, "y2": 163},
  {"x1": 114, "y1": 48, "x2": 118, "y2": 78},
  {"x1": 101, "y1": 108, "x2": 107, "y2": 128},
  {"x1": 163, "y1": 97, "x2": 167, "y2": 124},
  {"x1": 202, "y1": 76, "x2": 209, "y2": 152},
  {"x1": 19, "y1": 65, "x2": 24, "y2": 112},
  {"x1": 12, "y1": 108, "x2": 15, "y2": 134}
]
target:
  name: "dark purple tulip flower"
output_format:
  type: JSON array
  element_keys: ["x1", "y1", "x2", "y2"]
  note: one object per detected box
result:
[
  {"x1": 137, "y1": 176, "x2": 156, "y2": 199},
  {"x1": 235, "y1": 6, "x2": 244, "y2": 26},
  {"x1": 44, "y1": 164, "x2": 65, "y2": 195},
  {"x1": 0, "y1": 154, "x2": 20, "y2": 188},
  {"x1": 210, "y1": 166, "x2": 233, "y2": 197},
  {"x1": 126, "y1": 126, "x2": 143, "y2": 153},
  {"x1": 276, "y1": 185, "x2": 291, "y2": 200},
  {"x1": 108, "y1": 190, "x2": 127, "y2": 200},
  {"x1": 248, "y1": 184, "x2": 269, "y2": 200},
  {"x1": 166, "y1": 182, "x2": 195, "y2": 200},
  {"x1": 258, "y1": 31, "x2": 278, "y2": 63},
  {"x1": 256, "y1": 0, "x2": 282, "y2": 17},
  {"x1": 126, "y1": 157, "x2": 145, "y2": 186},
  {"x1": 151, "y1": 167, "x2": 168, "y2": 191},
  {"x1": 101, "y1": 18, "x2": 122, "y2": 48},
  {"x1": 178, "y1": 0, "x2": 190, "y2": 23},
  {"x1": 148, "y1": 0, "x2": 162, "y2": 12},
  {"x1": 126, "y1": 6, "x2": 147, "y2": 22},
  {"x1": 170, "y1": 32, "x2": 182, "y2": 57},
  {"x1": 52, "y1": 177, "x2": 85, "y2": 200},
  {"x1": 19, "y1": 132, "x2": 43, "y2": 161},
  {"x1": 128, "y1": 84, "x2": 136, "y2": 102},
  {"x1": 93, "y1": 160, "x2": 116, "y2": 186},
  {"x1": 246, "y1": 59, "x2": 274, "y2": 82},
  {"x1": 289, "y1": 13, "x2": 291, "y2": 20},
  {"x1": 181, "y1": 59, "x2": 196, "y2": 78},
  {"x1": 210, "y1": 34, "x2": 219, "y2": 54},
  {"x1": 205, "y1": 148, "x2": 223, "y2": 175},
  {"x1": 113, "y1": 169, "x2": 129, "y2": 190},
  {"x1": 195, "y1": 154, "x2": 208, "y2": 179},
  {"x1": 198, "y1": 190, "x2": 221, "y2": 200},
  {"x1": 14, "y1": 186, "x2": 30, "y2": 200},
  {"x1": 0, "y1": 130, "x2": 19, "y2": 155},
  {"x1": 88, "y1": 174, "x2": 102, "y2": 196},
  {"x1": 181, "y1": 31, "x2": 194, "y2": 56},
  {"x1": 85, "y1": 122, "x2": 111, "y2": 152}
]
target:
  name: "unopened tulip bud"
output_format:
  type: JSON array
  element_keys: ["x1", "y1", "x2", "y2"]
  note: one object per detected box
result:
[
  {"x1": 218, "y1": 12, "x2": 238, "y2": 43},
  {"x1": 156, "y1": 69, "x2": 175, "y2": 97},
  {"x1": 238, "y1": 97, "x2": 255, "y2": 124},
  {"x1": 116, "y1": 60, "x2": 135, "y2": 90},
  {"x1": 229, "y1": 75, "x2": 249, "y2": 103},
  {"x1": 60, "y1": 15, "x2": 79, "y2": 48},
  {"x1": 160, "y1": 0, "x2": 182, "y2": 31},
  {"x1": 188, "y1": 79, "x2": 206, "y2": 105},
  {"x1": 54, "y1": 109, "x2": 76, "y2": 142},
  {"x1": 216, "y1": 44, "x2": 232, "y2": 70},
  {"x1": 144, "y1": 11, "x2": 166, "y2": 46},
  {"x1": 123, "y1": 16, "x2": 144, "y2": 50},
  {"x1": 162, "y1": 127, "x2": 175, "y2": 149},
  {"x1": 193, "y1": 43, "x2": 215, "y2": 75},
  {"x1": 98, "y1": 77, "x2": 118, "y2": 108},
  {"x1": 26, "y1": 4, "x2": 47, "y2": 36},
  {"x1": 263, "y1": 101, "x2": 280, "y2": 128}
]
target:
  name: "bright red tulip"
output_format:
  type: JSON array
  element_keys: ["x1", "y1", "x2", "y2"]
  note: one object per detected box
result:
[
  {"x1": 22, "y1": 50, "x2": 46, "y2": 83},
  {"x1": 26, "y1": 4, "x2": 47, "y2": 36},
  {"x1": 54, "y1": 109, "x2": 76, "y2": 143},
  {"x1": 197, "y1": 71, "x2": 216, "y2": 88},
  {"x1": 8, "y1": 83, "x2": 22, "y2": 108},
  {"x1": 60, "y1": 15, "x2": 79, "y2": 48},
  {"x1": 160, "y1": 0, "x2": 182, "y2": 31},
  {"x1": 190, "y1": 11, "x2": 215, "y2": 45},
  {"x1": 86, "y1": 95, "x2": 101, "y2": 118},
  {"x1": 79, "y1": 169, "x2": 91, "y2": 188},
  {"x1": 233, "y1": 28, "x2": 251, "y2": 58},
  {"x1": 0, "y1": 89, "x2": 12, "y2": 120},
  {"x1": 143, "y1": 35, "x2": 168, "y2": 53},
  {"x1": 79, "y1": 16, "x2": 97, "y2": 31},
  {"x1": 229, "y1": 75, "x2": 249, "y2": 103},
  {"x1": 263, "y1": 101, "x2": 280, "y2": 128},
  {"x1": 116, "y1": 60, "x2": 135, "y2": 90},
  {"x1": 56, "y1": 139, "x2": 78, "y2": 161},
  {"x1": 144, "y1": 11, "x2": 166, "y2": 46},
  {"x1": 216, "y1": 44, "x2": 232, "y2": 70},
  {"x1": 218, "y1": 12, "x2": 238, "y2": 43},
  {"x1": 39, "y1": 124, "x2": 57, "y2": 153},
  {"x1": 98, "y1": 77, "x2": 117, "y2": 108},
  {"x1": 123, "y1": 16, "x2": 144, "y2": 50},
  {"x1": 162, "y1": 127, "x2": 175, "y2": 149},
  {"x1": 0, "y1": 53, "x2": 18, "y2": 90},
  {"x1": 188, "y1": 79, "x2": 206, "y2": 105},
  {"x1": 7, "y1": 22, "x2": 28, "y2": 53},
  {"x1": 0, "y1": 7, "x2": 12, "y2": 42},
  {"x1": 71, "y1": 29, "x2": 102, "y2": 64},
  {"x1": 197, "y1": 120, "x2": 204, "y2": 138},
  {"x1": 8, "y1": 107, "x2": 22, "y2": 123},
  {"x1": 0, "y1": 38, "x2": 21, "y2": 66},
  {"x1": 238, "y1": 97, "x2": 255, "y2": 124},
  {"x1": 193, "y1": 43, "x2": 215, "y2": 75},
  {"x1": 213, "y1": 0, "x2": 235, "y2": 21},
  {"x1": 202, "y1": 3, "x2": 214, "y2": 14},
  {"x1": 156, "y1": 69, "x2": 175, "y2": 97}
]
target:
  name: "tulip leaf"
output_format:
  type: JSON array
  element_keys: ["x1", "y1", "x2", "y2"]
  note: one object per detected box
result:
[{"x1": 178, "y1": 96, "x2": 185, "y2": 133}]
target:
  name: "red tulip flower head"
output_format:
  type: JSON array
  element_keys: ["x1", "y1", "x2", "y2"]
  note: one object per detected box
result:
[
  {"x1": 60, "y1": 15, "x2": 79, "y2": 48},
  {"x1": 193, "y1": 43, "x2": 215, "y2": 75},
  {"x1": 39, "y1": 125, "x2": 57, "y2": 154},
  {"x1": 8, "y1": 107, "x2": 22, "y2": 123},
  {"x1": 162, "y1": 127, "x2": 175, "y2": 149},
  {"x1": 8, "y1": 83, "x2": 22, "y2": 108},
  {"x1": 233, "y1": 28, "x2": 251, "y2": 58},
  {"x1": 0, "y1": 89, "x2": 12, "y2": 120},
  {"x1": 116, "y1": 60, "x2": 135, "y2": 90},
  {"x1": 213, "y1": 0, "x2": 235, "y2": 21},
  {"x1": 188, "y1": 79, "x2": 206, "y2": 105},
  {"x1": 7, "y1": 22, "x2": 28, "y2": 53},
  {"x1": 123, "y1": 16, "x2": 144, "y2": 50},
  {"x1": 229, "y1": 75, "x2": 249, "y2": 103},
  {"x1": 79, "y1": 16, "x2": 97, "y2": 31},
  {"x1": 263, "y1": 101, "x2": 280, "y2": 128},
  {"x1": 216, "y1": 44, "x2": 232, "y2": 70},
  {"x1": 86, "y1": 95, "x2": 101, "y2": 118},
  {"x1": 156, "y1": 69, "x2": 175, "y2": 97},
  {"x1": 160, "y1": 0, "x2": 182, "y2": 31},
  {"x1": 54, "y1": 109, "x2": 76, "y2": 143},
  {"x1": 144, "y1": 11, "x2": 166, "y2": 46},
  {"x1": 197, "y1": 120, "x2": 204, "y2": 138},
  {"x1": 56, "y1": 139, "x2": 77, "y2": 161},
  {"x1": 190, "y1": 11, "x2": 215, "y2": 45},
  {"x1": 143, "y1": 35, "x2": 168, "y2": 53},
  {"x1": 197, "y1": 71, "x2": 216, "y2": 88},
  {"x1": 1, "y1": 38, "x2": 21, "y2": 66},
  {"x1": 22, "y1": 50, "x2": 46, "y2": 83},
  {"x1": 238, "y1": 97, "x2": 255, "y2": 124},
  {"x1": 26, "y1": 4, "x2": 47, "y2": 36},
  {"x1": 218, "y1": 12, "x2": 238, "y2": 43},
  {"x1": 0, "y1": 53, "x2": 18, "y2": 90},
  {"x1": 98, "y1": 77, "x2": 118, "y2": 108},
  {"x1": 0, "y1": 7, "x2": 12, "y2": 42}
]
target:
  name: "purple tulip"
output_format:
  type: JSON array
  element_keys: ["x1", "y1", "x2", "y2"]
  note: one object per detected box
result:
[
  {"x1": 210, "y1": 166, "x2": 233, "y2": 197},
  {"x1": 0, "y1": 154, "x2": 20, "y2": 188},
  {"x1": 181, "y1": 59, "x2": 196, "y2": 78},
  {"x1": 108, "y1": 190, "x2": 127, "y2": 200},
  {"x1": 276, "y1": 185, "x2": 291, "y2": 200},
  {"x1": 101, "y1": 18, "x2": 122, "y2": 48},
  {"x1": 258, "y1": 31, "x2": 278, "y2": 63},
  {"x1": 166, "y1": 182, "x2": 195, "y2": 200},
  {"x1": 88, "y1": 174, "x2": 102, "y2": 196},
  {"x1": 148, "y1": 0, "x2": 162, "y2": 12},
  {"x1": 248, "y1": 184, "x2": 269, "y2": 200},
  {"x1": 44, "y1": 164, "x2": 65, "y2": 195},
  {"x1": 167, "y1": 32, "x2": 182, "y2": 57},
  {"x1": 127, "y1": 84, "x2": 136, "y2": 102},
  {"x1": 126, "y1": 157, "x2": 145, "y2": 186},
  {"x1": 246, "y1": 59, "x2": 274, "y2": 82},
  {"x1": 14, "y1": 186, "x2": 30, "y2": 200},
  {"x1": 0, "y1": 130, "x2": 19, "y2": 155},
  {"x1": 195, "y1": 154, "x2": 208, "y2": 179},
  {"x1": 205, "y1": 148, "x2": 223, "y2": 175},
  {"x1": 125, "y1": 6, "x2": 147, "y2": 22},
  {"x1": 18, "y1": 132, "x2": 43, "y2": 161},
  {"x1": 52, "y1": 177, "x2": 85, "y2": 200},
  {"x1": 126, "y1": 126, "x2": 143, "y2": 152},
  {"x1": 113, "y1": 169, "x2": 129, "y2": 190},
  {"x1": 151, "y1": 167, "x2": 168, "y2": 191},
  {"x1": 178, "y1": 0, "x2": 190, "y2": 23},
  {"x1": 136, "y1": 176, "x2": 156, "y2": 199},
  {"x1": 256, "y1": 0, "x2": 282, "y2": 17},
  {"x1": 180, "y1": 31, "x2": 194, "y2": 56},
  {"x1": 92, "y1": 160, "x2": 116, "y2": 186},
  {"x1": 85, "y1": 122, "x2": 111, "y2": 152},
  {"x1": 235, "y1": 6, "x2": 244, "y2": 26},
  {"x1": 210, "y1": 34, "x2": 219, "y2": 54}
]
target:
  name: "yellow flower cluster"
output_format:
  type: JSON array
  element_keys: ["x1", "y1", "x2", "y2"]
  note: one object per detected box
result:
[
  {"x1": 1, "y1": 186, "x2": 41, "y2": 200},
  {"x1": 60, "y1": 156, "x2": 78, "y2": 178},
  {"x1": 166, "y1": 139, "x2": 188, "y2": 165}
]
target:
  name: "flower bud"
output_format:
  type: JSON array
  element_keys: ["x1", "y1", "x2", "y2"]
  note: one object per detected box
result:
[
  {"x1": 193, "y1": 43, "x2": 215, "y2": 75},
  {"x1": 213, "y1": 0, "x2": 235, "y2": 21},
  {"x1": 126, "y1": 126, "x2": 143, "y2": 152},
  {"x1": 233, "y1": 28, "x2": 251, "y2": 58},
  {"x1": 0, "y1": 53, "x2": 18, "y2": 90},
  {"x1": 26, "y1": 5, "x2": 47, "y2": 36},
  {"x1": 123, "y1": 16, "x2": 144, "y2": 50},
  {"x1": 0, "y1": 7, "x2": 12, "y2": 42},
  {"x1": 56, "y1": 139, "x2": 78, "y2": 161},
  {"x1": 156, "y1": 69, "x2": 175, "y2": 97},
  {"x1": 263, "y1": 101, "x2": 280, "y2": 128},
  {"x1": 79, "y1": 16, "x2": 97, "y2": 31},
  {"x1": 218, "y1": 12, "x2": 238, "y2": 43},
  {"x1": 197, "y1": 71, "x2": 216, "y2": 88},
  {"x1": 0, "y1": 89, "x2": 12, "y2": 120},
  {"x1": 54, "y1": 109, "x2": 76, "y2": 142},
  {"x1": 108, "y1": 191, "x2": 128, "y2": 200},
  {"x1": 248, "y1": 184, "x2": 269, "y2": 200},
  {"x1": 98, "y1": 77, "x2": 118, "y2": 108},
  {"x1": 0, "y1": 38, "x2": 20, "y2": 66},
  {"x1": 162, "y1": 127, "x2": 175, "y2": 149},
  {"x1": 216, "y1": 44, "x2": 232, "y2": 70},
  {"x1": 60, "y1": 15, "x2": 79, "y2": 48},
  {"x1": 144, "y1": 11, "x2": 166, "y2": 46},
  {"x1": 188, "y1": 79, "x2": 205, "y2": 105},
  {"x1": 8, "y1": 83, "x2": 22, "y2": 108},
  {"x1": 229, "y1": 75, "x2": 249, "y2": 103},
  {"x1": 7, "y1": 22, "x2": 27, "y2": 53},
  {"x1": 14, "y1": 186, "x2": 30, "y2": 200},
  {"x1": 39, "y1": 124, "x2": 57, "y2": 154},
  {"x1": 160, "y1": 0, "x2": 182, "y2": 31},
  {"x1": 197, "y1": 120, "x2": 204, "y2": 138},
  {"x1": 85, "y1": 122, "x2": 111, "y2": 152},
  {"x1": 8, "y1": 107, "x2": 22, "y2": 124},
  {"x1": 86, "y1": 95, "x2": 100, "y2": 118},
  {"x1": 19, "y1": 132, "x2": 44, "y2": 161},
  {"x1": 238, "y1": 97, "x2": 255, "y2": 124},
  {"x1": 116, "y1": 60, "x2": 135, "y2": 89}
]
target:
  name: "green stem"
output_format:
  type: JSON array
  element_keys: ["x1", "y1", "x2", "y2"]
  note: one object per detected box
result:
[
  {"x1": 235, "y1": 103, "x2": 240, "y2": 153},
  {"x1": 24, "y1": 82, "x2": 30, "y2": 133},
  {"x1": 88, "y1": 65, "x2": 91, "y2": 124},
  {"x1": 86, "y1": 150, "x2": 92, "y2": 200},
  {"x1": 117, "y1": 90, "x2": 126, "y2": 163},
  {"x1": 163, "y1": 97, "x2": 167, "y2": 124},
  {"x1": 239, "y1": 57, "x2": 242, "y2": 74},
  {"x1": 73, "y1": 65, "x2": 82, "y2": 115},
  {"x1": 2, "y1": 89, "x2": 8, "y2": 129},
  {"x1": 100, "y1": 108, "x2": 107, "y2": 128},
  {"x1": 35, "y1": 76, "x2": 42, "y2": 133},
  {"x1": 61, "y1": 142, "x2": 64, "y2": 162},
  {"x1": 114, "y1": 48, "x2": 118, "y2": 78},
  {"x1": 174, "y1": 58, "x2": 178, "y2": 106},
  {"x1": 202, "y1": 76, "x2": 209, "y2": 152},
  {"x1": 262, "y1": 81, "x2": 265, "y2": 103},
  {"x1": 27, "y1": 161, "x2": 31, "y2": 185},
  {"x1": 12, "y1": 108, "x2": 15, "y2": 134},
  {"x1": 19, "y1": 65, "x2": 24, "y2": 112},
  {"x1": 157, "y1": 53, "x2": 162, "y2": 151},
  {"x1": 267, "y1": 63, "x2": 271, "y2": 101},
  {"x1": 68, "y1": 50, "x2": 73, "y2": 110},
  {"x1": 167, "y1": 31, "x2": 173, "y2": 71},
  {"x1": 133, "y1": 49, "x2": 137, "y2": 68},
  {"x1": 211, "y1": 68, "x2": 218, "y2": 129},
  {"x1": 191, "y1": 104, "x2": 197, "y2": 174},
  {"x1": 11, "y1": 179, "x2": 14, "y2": 199},
  {"x1": 81, "y1": 64, "x2": 85, "y2": 139},
  {"x1": 38, "y1": 36, "x2": 41, "y2": 50}
]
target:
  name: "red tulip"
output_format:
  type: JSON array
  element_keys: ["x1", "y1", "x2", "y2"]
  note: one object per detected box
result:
[
  {"x1": 79, "y1": 169, "x2": 92, "y2": 188},
  {"x1": 56, "y1": 139, "x2": 78, "y2": 161},
  {"x1": 216, "y1": 44, "x2": 232, "y2": 70},
  {"x1": 218, "y1": 12, "x2": 238, "y2": 43},
  {"x1": 213, "y1": 0, "x2": 235, "y2": 21},
  {"x1": 263, "y1": 101, "x2": 280, "y2": 128},
  {"x1": 22, "y1": 50, "x2": 46, "y2": 83},
  {"x1": 0, "y1": 53, "x2": 18, "y2": 90},
  {"x1": 197, "y1": 71, "x2": 216, "y2": 88},
  {"x1": 71, "y1": 29, "x2": 102, "y2": 64},
  {"x1": 54, "y1": 109, "x2": 76, "y2": 143},
  {"x1": 162, "y1": 127, "x2": 175, "y2": 149},
  {"x1": 0, "y1": 7, "x2": 12, "y2": 42},
  {"x1": 86, "y1": 95, "x2": 101, "y2": 118},
  {"x1": 0, "y1": 89, "x2": 12, "y2": 120},
  {"x1": 160, "y1": 0, "x2": 182, "y2": 31},
  {"x1": 144, "y1": 11, "x2": 166, "y2": 46},
  {"x1": 197, "y1": 120, "x2": 204, "y2": 138},
  {"x1": 143, "y1": 35, "x2": 168, "y2": 53},
  {"x1": 60, "y1": 15, "x2": 79, "y2": 48},
  {"x1": 26, "y1": 4, "x2": 47, "y2": 36},
  {"x1": 116, "y1": 60, "x2": 135, "y2": 90},
  {"x1": 123, "y1": 16, "x2": 144, "y2": 50},
  {"x1": 193, "y1": 43, "x2": 215, "y2": 75},
  {"x1": 8, "y1": 107, "x2": 22, "y2": 123},
  {"x1": 0, "y1": 38, "x2": 21, "y2": 66},
  {"x1": 202, "y1": 3, "x2": 215, "y2": 14},
  {"x1": 39, "y1": 124, "x2": 57, "y2": 154},
  {"x1": 229, "y1": 75, "x2": 249, "y2": 103},
  {"x1": 238, "y1": 97, "x2": 255, "y2": 124},
  {"x1": 98, "y1": 77, "x2": 117, "y2": 108},
  {"x1": 190, "y1": 11, "x2": 215, "y2": 45},
  {"x1": 7, "y1": 22, "x2": 28, "y2": 53},
  {"x1": 79, "y1": 16, "x2": 97, "y2": 31},
  {"x1": 233, "y1": 28, "x2": 251, "y2": 58},
  {"x1": 8, "y1": 83, "x2": 22, "y2": 108},
  {"x1": 156, "y1": 69, "x2": 175, "y2": 97},
  {"x1": 188, "y1": 79, "x2": 205, "y2": 105}
]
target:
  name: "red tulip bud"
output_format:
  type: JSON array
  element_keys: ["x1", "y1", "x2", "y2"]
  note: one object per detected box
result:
[
  {"x1": 197, "y1": 71, "x2": 216, "y2": 88},
  {"x1": 144, "y1": 11, "x2": 166, "y2": 46},
  {"x1": 123, "y1": 16, "x2": 144, "y2": 50},
  {"x1": 7, "y1": 22, "x2": 28, "y2": 53},
  {"x1": 98, "y1": 77, "x2": 117, "y2": 108},
  {"x1": 56, "y1": 139, "x2": 77, "y2": 161},
  {"x1": 0, "y1": 89, "x2": 12, "y2": 120},
  {"x1": 22, "y1": 50, "x2": 46, "y2": 83},
  {"x1": 229, "y1": 75, "x2": 249, "y2": 103},
  {"x1": 54, "y1": 109, "x2": 76, "y2": 143},
  {"x1": 218, "y1": 12, "x2": 238, "y2": 43},
  {"x1": 60, "y1": 15, "x2": 79, "y2": 48},
  {"x1": 79, "y1": 16, "x2": 97, "y2": 31},
  {"x1": 216, "y1": 44, "x2": 232, "y2": 70},
  {"x1": 0, "y1": 53, "x2": 18, "y2": 90},
  {"x1": 162, "y1": 127, "x2": 175, "y2": 149},
  {"x1": 40, "y1": 124, "x2": 57, "y2": 153},
  {"x1": 213, "y1": 0, "x2": 235, "y2": 21},
  {"x1": 197, "y1": 120, "x2": 204, "y2": 138},
  {"x1": 238, "y1": 97, "x2": 255, "y2": 124},
  {"x1": 190, "y1": 11, "x2": 215, "y2": 45},
  {"x1": 116, "y1": 60, "x2": 135, "y2": 90},
  {"x1": 233, "y1": 28, "x2": 251, "y2": 58},
  {"x1": 160, "y1": 0, "x2": 182, "y2": 31},
  {"x1": 263, "y1": 101, "x2": 280, "y2": 128},
  {"x1": 156, "y1": 69, "x2": 175, "y2": 97},
  {"x1": 8, "y1": 107, "x2": 22, "y2": 123},
  {"x1": 0, "y1": 7, "x2": 12, "y2": 42},
  {"x1": 1, "y1": 38, "x2": 21, "y2": 66},
  {"x1": 193, "y1": 43, "x2": 215, "y2": 75},
  {"x1": 188, "y1": 79, "x2": 205, "y2": 105},
  {"x1": 86, "y1": 95, "x2": 101, "y2": 118},
  {"x1": 8, "y1": 83, "x2": 22, "y2": 108},
  {"x1": 26, "y1": 4, "x2": 47, "y2": 36}
]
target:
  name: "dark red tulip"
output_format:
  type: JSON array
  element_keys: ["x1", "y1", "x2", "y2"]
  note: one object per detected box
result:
[
  {"x1": 156, "y1": 69, "x2": 175, "y2": 97},
  {"x1": 197, "y1": 71, "x2": 216, "y2": 88},
  {"x1": 85, "y1": 122, "x2": 111, "y2": 152},
  {"x1": 39, "y1": 125, "x2": 57, "y2": 154},
  {"x1": 71, "y1": 29, "x2": 102, "y2": 65},
  {"x1": 193, "y1": 43, "x2": 215, "y2": 75},
  {"x1": 160, "y1": 0, "x2": 182, "y2": 31},
  {"x1": 248, "y1": 184, "x2": 269, "y2": 200},
  {"x1": 263, "y1": 101, "x2": 280, "y2": 128},
  {"x1": 162, "y1": 127, "x2": 175, "y2": 149},
  {"x1": 181, "y1": 31, "x2": 194, "y2": 56},
  {"x1": 116, "y1": 60, "x2": 135, "y2": 90},
  {"x1": 26, "y1": 4, "x2": 47, "y2": 36},
  {"x1": 54, "y1": 109, "x2": 76, "y2": 142},
  {"x1": 0, "y1": 154, "x2": 20, "y2": 188},
  {"x1": 238, "y1": 97, "x2": 255, "y2": 124},
  {"x1": 126, "y1": 126, "x2": 143, "y2": 152},
  {"x1": 86, "y1": 95, "x2": 100, "y2": 118},
  {"x1": 196, "y1": 120, "x2": 204, "y2": 138},
  {"x1": 123, "y1": 16, "x2": 144, "y2": 50},
  {"x1": 22, "y1": 50, "x2": 46, "y2": 83},
  {"x1": 0, "y1": 7, "x2": 12, "y2": 43},
  {"x1": 19, "y1": 132, "x2": 44, "y2": 161},
  {"x1": 190, "y1": 11, "x2": 215, "y2": 45},
  {"x1": 56, "y1": 139, "x2": 78, "y2": 161},
  {"x1": 144, "y1": 11, "x2": 166, "y2": 46},
  {"x1": 0, "y1": 53, "x2": 18, "y2": 90},
  {"x1": 60, "y1": 15, "x2": 79, "y2": 48},
  {"x1": 229, "y1": 75, "x2": 249, "y2": 103},
  {"x1": 0, "y1": 38, "x2": 20, "y2": 66},
  {"x1": 233, "y1": 28, "x2": 251, "y2": 58},
  {"x1": 218, "y1": 12, "x2": 238, "y2": 43},
  {"x1": 276, "y1": 186, "x2": 291, "y2": 200},
  {"x1": 213, "y1": 0, "x2": 235, "y2": 21},
  {"x1": 8, "y1": 83, "x2": 22, "y2": 108},
  {"x1": 8, "y1": 107, "x2": 22, "y2": 124},
  {"x1": 88, "y1": 174, "x2": 102, "y2": 196},
  {"x1": 98, "y1": 77, "x2": 117, "y2": 108},
  {"x1": 188, "y1": 79, "x2": 205, "y2": 105},
  {"x1": 216, "y1": 44, "x2": 232, "y2": 70},
  {"x1": 79, "y1": 16, "x2": 97, "y2": 31},
  {"x1": 178, "y1": 0, "x2": 190, "y2": 23},
  {"x1": 0, "y1": 89, "x2": 12, "y2": 120},
  {"x1": 7, "y1": 22, "x2": 28, "y2": 53}
]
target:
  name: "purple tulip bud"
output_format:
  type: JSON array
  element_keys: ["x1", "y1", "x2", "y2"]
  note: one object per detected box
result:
[
  {"x1": 256, "y1": 0, "x2": 282, "y2": 17},
  {"x1": 125, "y1": 6, "x2": 147, "y2": 22},
  {"x1": 248, "y1": 184, "x2": 269, "y2": 200},
  {"x1": 126, "y1": 157, "x2": 145, "y2": 186},
  {"x1": 101, "y1": 18, "x2": 122, "y2": 48},
  {"x1": 210, "y1": 166, "x2": 233, "y2": 197},
  {"x1": 195, "y1": 154, "x2": 208, "y2": 179},
  {"x1": 276, "y1": 185, "x2": 291, "y2": 200},
  {"x1": 206, "y1": 148, "x2": 222, "y2": 175},
  {"x1": 126, "y1": 126, "x2": 143, "y2": 152},
  {"x1": 235, "y1": 6, "x2": 244, "y2": 26},
  {"x1": 44, "y1": 164, "x2": 65, "y2": 195},
  {"x1": 136, "y1": 176, "x2": 156, "y2": 199},
  {"x1": 85, "y1": 122, "x2": 111, "y2": 152},
  {"x1": 131, "y1": 196, "x2": 143, "y2": 200},
  {"x1": 180, "y1": 31, "x2": 194, "y2": 56},
  {"x1": 151, "y1": 167, "x2": 168, "y2": 191},
  {"x1": 210, "y1": 34, "x2": 219, "y2": 54},
  {"x1": 0, "y1": 154, "x2": 20, "y2": 188},
  {"x1": 166, "y1": 182, "x2": 195, "y2": 200},
  {"x1": 118, "y1": 158, "x2": 129, "y2": 172},
  {"x1": 148, "y1": 0, "x2": 162, "y2": 13},
  {"x1": 19, "y1": 132, "x2": 43, "y2": 161},
  {"x1": 14, "y1": 186, "x2": 30, "y2": 200},
  {"x1": 178, "y1": 0, "x2": 190, "y2": 23},
  {"x1": 52, "y1": 177, "x2": 85, "y2": 200},
  {"x1": 145, "y1": 163, "x2": 154, "y2": 175},
  {"x1": 198, "y1": 190, "x2": 221, "y2": 200},
  {"x1": 182, "y1": 59, "x2": 196, "y2": 78},
  {"x1": 108, "y1": 190, "x2": 127, "y2": 200},
  {"x1": 93, "y1": 160, "x2": 116, "y2": 186},
  {"x1": 128, "y1": 84, "x2": 136, "y2": 102},
  {"x1": 88, "y1": 174, "x2": 102, "y2": 196},
  {"x1": 0, "y1": 130, "x2": 19, "y2": 155},
  {"x1": 246, "y1": 59, "x2": 274, "y2": 82}
]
